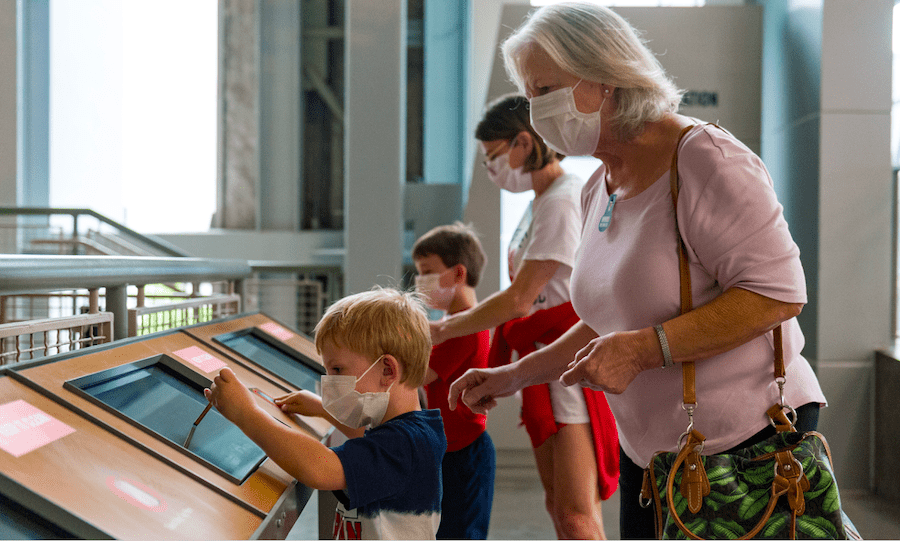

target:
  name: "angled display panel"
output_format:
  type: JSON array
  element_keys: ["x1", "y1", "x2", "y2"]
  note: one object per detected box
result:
[
  {"x1": 213, "y1": 329, "x2": 324, "y2": 393},
  {"x1": 0, "y1": 373, "x2": 265, "y2": 539},
  {"x1": 64, "y1": 354, "x2": 266, "y2": 484},
  {"x1": 0, "y1": 492, "x2": 76, "y2": 540}
]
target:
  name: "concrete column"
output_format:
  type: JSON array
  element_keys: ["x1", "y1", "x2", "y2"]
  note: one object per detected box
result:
[
  {"x1": 0, "y1": 1, "x2": 16, "y2": 206},
  {"x1": 217, "y1": 0, "x2": 259, "y2": 229},
  {"x1": 106, "y1": 285, "x2": 129, "y2": 340},
  {"x1": 761, "y1": 0, "x2": 893, "y2": 492},
  {"x1": 344, "y1": 0, "x2": 405, "y2": 294},
  {"x1": 259, "y1": 0, "x2": 301, "y2": 231}
]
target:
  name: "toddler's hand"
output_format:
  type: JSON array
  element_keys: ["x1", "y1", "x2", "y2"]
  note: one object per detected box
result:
[
  {"x1": 274, "y1": 390, "x2": 325, "y2": 418},
  {"x1": 204, "y1": 367, "x2": 258, "y2": 425}
]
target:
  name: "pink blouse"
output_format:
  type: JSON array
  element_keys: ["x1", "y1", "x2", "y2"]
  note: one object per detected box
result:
[{"x1": 570, "y1": 124, "x2": 826, "y2": 467}]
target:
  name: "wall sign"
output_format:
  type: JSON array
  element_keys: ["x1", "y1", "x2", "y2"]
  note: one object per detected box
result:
[{"x1": 681, "y1": 91, "x2": 719, "y2": 107}]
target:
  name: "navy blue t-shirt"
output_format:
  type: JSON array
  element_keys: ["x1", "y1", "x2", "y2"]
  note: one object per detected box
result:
[{"x1": 331, "y1": 409, "x2": 445, "y2": 539}]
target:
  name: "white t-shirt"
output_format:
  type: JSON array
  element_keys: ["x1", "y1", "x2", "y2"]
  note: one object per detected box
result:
[
  {"x1": 508, "y1": 173, "x2": 584, "y2": 315},
  {"x1": 570, "y1": 124, "x2": 826, "y2": 467}
]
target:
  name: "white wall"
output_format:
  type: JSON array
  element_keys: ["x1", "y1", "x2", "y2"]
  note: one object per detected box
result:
[
  {"x1": 759, "y1": 0, "x2": 892, "y2": 493},
  {"x1": 814, "y1": 0, "x2": 893, "y2": 492}
]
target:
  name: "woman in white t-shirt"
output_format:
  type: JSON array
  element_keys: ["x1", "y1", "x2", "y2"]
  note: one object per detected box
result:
[
  {"x1": 448, "y1": 3, "x2": 826, "y2": 539},
  {"x1": 430, "y1": 94, "x2": 618, "y2": 539}
]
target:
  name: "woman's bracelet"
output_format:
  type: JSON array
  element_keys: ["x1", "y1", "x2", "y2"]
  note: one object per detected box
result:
[{"x1": 654, "y1": 324, "x2": 674, "y2": 369}]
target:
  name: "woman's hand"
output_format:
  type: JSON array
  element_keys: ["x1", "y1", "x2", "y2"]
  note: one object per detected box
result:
[
  {"x1": 274, "y1": 390, "x2": 325, "y2": 418},
  {"x1": 204, "y1": 367, "x2": 262, "y2": 426},
  {"x1": 448, "y1": 365, "x2": 522, "y2": 415},
  {"x1": 560, "y1": 329, "x2": 657, "y2": 394}
]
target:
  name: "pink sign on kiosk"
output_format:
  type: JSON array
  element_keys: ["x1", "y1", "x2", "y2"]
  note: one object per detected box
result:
[
  {"x1": 260, "y1": 322, "x2": 295, "y2": 342},
  {"x1": 0, "y1": 400, "x2": 76, "y2": 458},
  {"x1": 106, "y1": 475, "x2": 168, "y2": 513},
  {"x1": 173, "y1": 346, "x2": 228, "y2": 374}
]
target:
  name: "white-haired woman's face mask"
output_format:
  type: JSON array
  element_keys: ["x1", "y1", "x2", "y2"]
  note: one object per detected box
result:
[
  {"x1": 521, "y1": 47, "x2": 607, "y2": 156},
  {"x1": 529, "y1": 79, "x2": 606, "y2": 157}
]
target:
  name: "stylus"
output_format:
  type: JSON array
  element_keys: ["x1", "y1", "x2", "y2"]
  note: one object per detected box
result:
[{"x1": 184, "y1": 402, "x2": 213, "y2": 448}]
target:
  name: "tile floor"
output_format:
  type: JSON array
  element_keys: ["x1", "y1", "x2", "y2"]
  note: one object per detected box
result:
[
  {"x1": 291, "y1": 449, "x2": 900, "y2": 539},
  {"x1": 485, "y1": 451, "x2": 900, "y2": 540}
]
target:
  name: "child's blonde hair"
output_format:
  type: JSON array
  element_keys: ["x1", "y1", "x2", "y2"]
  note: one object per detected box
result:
[{"x1": 314, "y1": 287, "x2": 431, "y2": 387}]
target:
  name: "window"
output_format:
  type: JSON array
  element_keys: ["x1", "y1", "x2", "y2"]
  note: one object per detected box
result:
[{"x1": 49, "y1": 0, "x2": 217, "y2": 234}]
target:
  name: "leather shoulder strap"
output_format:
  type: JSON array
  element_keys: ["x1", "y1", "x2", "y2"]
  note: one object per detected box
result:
[
  {"x1": 668, "y1": 123, "x2": 783, "y2": 409},
  {"x1": 670, "y1": 125, "x2": 697, "y2": 406}
]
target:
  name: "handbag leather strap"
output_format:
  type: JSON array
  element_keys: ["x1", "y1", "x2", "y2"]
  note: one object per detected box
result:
[
  {"x1": 668, "y1": 124, "x2": 785, "y2": 415},
  {"x1": 669, "y1": 125, "x2": 697, "y2": 406}
]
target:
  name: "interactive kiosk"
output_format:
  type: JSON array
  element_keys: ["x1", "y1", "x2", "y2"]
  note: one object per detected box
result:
[
  {"x1": 0, "y1": 314, "x2": 329, "y2": 539},
  {"x1": 180, "y1": 313, "x2": 323, "y2": 397}
]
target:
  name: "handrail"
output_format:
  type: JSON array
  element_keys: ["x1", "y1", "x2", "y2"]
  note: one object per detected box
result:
[
  {"x1": 0, "y1": 312, "x2": 115, "y2": 363},
  {"x1": 31, "y1": 237, "x2": 117, "y2": 255},
  {"x1": 0, "y1": 207, "x2": 191, "y2": 257},
  {"x1": 0, "y1": 255, "x2": 251, "y2": 340},
  {"x1": 0, "y1": 255, "x2": 252, "y2": 296},
  {"x1": 129, "y1": 293, "x2": 241, "y2": 337}
]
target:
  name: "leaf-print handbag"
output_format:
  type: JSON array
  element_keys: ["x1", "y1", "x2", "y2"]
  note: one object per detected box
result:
[{"x1": 638, "y1": 126, "x2": 860, "y2": 540}]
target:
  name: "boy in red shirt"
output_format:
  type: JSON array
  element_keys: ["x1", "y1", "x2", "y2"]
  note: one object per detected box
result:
[{"x1": 412, "y1": 222, "x2": 495, "y2": 540}]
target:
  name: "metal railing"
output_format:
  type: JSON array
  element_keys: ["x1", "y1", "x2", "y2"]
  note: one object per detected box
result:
[
  {"x1": 0, "y1": 312, "x2": 114, "y2": 364},
  {"x1": 0, "y1": 255, "x2": 252, "y2": 340},
  {"x1": 0, "y1": 207, "x2": 342, "y2": 356},
  {"x1": 129, "y1": 293, "x2": 242, "y2": 337},
  {"x1": 0, "y1": 207, "x2": 190, "y2": 257}
]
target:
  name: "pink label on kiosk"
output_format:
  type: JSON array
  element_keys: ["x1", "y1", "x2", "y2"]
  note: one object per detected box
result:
[
  {"x1": 106, "y1": 476, "x2": 168, "y2": 512},
  {"x1": 260, "y1": 322, "x2": 295, "y2": 341},
  {"x1": 0, "y1": 400, "x2": 76, "y2": 458},
  {"x1": 173, "y1": 346, "x2": 227, "y2": 373}
]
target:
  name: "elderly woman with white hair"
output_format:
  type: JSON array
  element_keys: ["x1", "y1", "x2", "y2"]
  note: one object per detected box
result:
[{"x1": 449, "y1": 2, "x2": 826, "y2": 538}]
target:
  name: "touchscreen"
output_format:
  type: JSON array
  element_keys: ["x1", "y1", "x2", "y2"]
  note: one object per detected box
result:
[
  {"x1": 66, "y1": 357, "x2": 266, "y2": 483},
  {"x1": 214, "y1": 331, "x2": 321, "y2": 392}
]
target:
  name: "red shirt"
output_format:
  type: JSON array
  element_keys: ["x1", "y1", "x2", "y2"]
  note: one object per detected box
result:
[{"x1": 425, "y1": 330, "x2": 490, "y2": 452}]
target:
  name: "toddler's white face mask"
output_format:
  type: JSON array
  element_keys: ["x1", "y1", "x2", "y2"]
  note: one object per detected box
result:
[{"x1": 321, "y1": 357, "x2": 393, "y2": 429}]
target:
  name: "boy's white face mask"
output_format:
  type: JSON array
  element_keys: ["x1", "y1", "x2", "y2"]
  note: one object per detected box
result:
[
  {"x1": 321, "y1": 357, "x2": 393, "y2": 429},
  {"x1": 414, "y1": 269, "x2": 457, "y2": 311}
]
